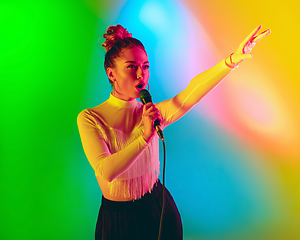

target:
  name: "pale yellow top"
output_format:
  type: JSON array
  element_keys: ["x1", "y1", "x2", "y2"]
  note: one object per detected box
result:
[{"x1": 77, "y1": 59, "x2": 233, "y2": 200}]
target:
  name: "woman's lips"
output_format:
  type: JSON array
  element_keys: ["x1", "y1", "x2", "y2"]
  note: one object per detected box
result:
[{"x1": 135, "y1": 83, "x2": 144, "y2": 90}]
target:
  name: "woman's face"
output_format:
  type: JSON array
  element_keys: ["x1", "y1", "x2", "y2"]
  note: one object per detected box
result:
[{"x1": 108, "y1": 46, "x2": 150, "y2": 101}]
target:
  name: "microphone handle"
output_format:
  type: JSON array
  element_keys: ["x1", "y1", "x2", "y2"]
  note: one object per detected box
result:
[
  {"x1": 154, "y1": 119, "x2": 164, "y2": 141},
  {"x1": 140, "y1": 89, "x2": 164, "y2": 140},
  {"x1": 154, "y1": 119, "x2": 160, "y2": 128}
]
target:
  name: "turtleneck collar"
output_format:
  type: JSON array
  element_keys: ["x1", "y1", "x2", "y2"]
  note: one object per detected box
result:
[{"x1": 107, "y1": 93, "x2": 139, "y2": 108}]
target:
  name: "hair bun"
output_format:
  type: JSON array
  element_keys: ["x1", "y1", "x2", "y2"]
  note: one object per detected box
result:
[{"x1": 102, "y1": 24, "x2": 132, "y2": 52}]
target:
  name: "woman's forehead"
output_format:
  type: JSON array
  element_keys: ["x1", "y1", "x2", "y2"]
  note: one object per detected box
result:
[{"x1": 118, "y1": 47, "x2": 148, "y2": 62}]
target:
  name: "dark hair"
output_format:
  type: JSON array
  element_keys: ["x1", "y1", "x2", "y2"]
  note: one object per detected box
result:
[{"x1": 102, "y1": 25, "x2": 146, "y2": 85}]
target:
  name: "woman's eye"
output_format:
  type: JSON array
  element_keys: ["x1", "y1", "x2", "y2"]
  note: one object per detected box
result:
[
  {"x1": 127, "y1": 65, "x2": 136, "y2": 69},
  {"x1": 144, "y1": 65, "x2": 150, "y2": 69}
]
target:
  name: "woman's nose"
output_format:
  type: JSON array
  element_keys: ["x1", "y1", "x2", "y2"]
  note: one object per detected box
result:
[{"x1": 136, "y1": 66, "x2": 144, "y2": 79}]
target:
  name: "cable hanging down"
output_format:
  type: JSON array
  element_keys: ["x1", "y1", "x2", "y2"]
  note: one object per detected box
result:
[
  {"x1": 139, "y1": 89, "x2": 166, "y2": 240},
  {"x1": 158, "y1": 139, "x2": 166, "y2": 240}
]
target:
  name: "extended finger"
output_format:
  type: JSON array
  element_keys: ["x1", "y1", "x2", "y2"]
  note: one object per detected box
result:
[
  {"x1": 240, "y1": 25, "x2": 262, "y2": 46},
  {"x1": 252, "y1": 29, "x2": 271, "y2": 43}
]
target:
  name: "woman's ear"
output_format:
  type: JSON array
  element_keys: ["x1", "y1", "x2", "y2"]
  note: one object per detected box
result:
[{"x1": 107, "y1": 67, "x2": 115, "y2": 83}]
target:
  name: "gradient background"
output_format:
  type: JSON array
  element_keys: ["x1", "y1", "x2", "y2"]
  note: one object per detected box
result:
[{"x1": 1, "y1": 0, "x2": 300, "y2": 239}]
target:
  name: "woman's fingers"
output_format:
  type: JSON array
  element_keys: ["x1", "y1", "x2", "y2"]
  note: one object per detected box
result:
[
  {"x1": 143, "y1": 103, "x2": 158, "y2": 114},
  {"x1": 143, "y1": 103, "x2": 161, "y2": 122},
  {"x1": 233, "y1": 25, "x2": 271, "y2": 60},
  {"x1": 142, "y1": 103, "x2": 162, "y2": 141},
  {"x1": 252, "y1": 29, "x2": 271, "y2": 43},
  {"x1": 143, "y1": 103, "x2": 154, "y2": 114},
  {"x1": 148, "y1": 111, "x2": 162, "y2": 122},
  {"x1": 241, "y1": 25, "x2": 262, "y2": 47},
  {"x1": 225, "y1": 25, "x2": 270, "y2": 68}
]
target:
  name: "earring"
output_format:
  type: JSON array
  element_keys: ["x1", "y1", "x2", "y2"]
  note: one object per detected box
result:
[{"x1": 147, "y1": 83, "x2": 150, "y2": 91}]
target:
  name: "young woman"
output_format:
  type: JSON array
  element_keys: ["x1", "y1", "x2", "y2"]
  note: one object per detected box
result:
[{"x1": 77, "y1": 24, "x2": 270, "y2": 240}]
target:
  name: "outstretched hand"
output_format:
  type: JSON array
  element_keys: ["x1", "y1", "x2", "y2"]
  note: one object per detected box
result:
[{"x1": 231, "y1": 25, "x2": 271, "y2": 65}]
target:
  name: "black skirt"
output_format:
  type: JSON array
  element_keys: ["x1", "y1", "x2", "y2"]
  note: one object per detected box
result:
[{"x1": 95, "y1": 179, "x2": 183, "y2": 240}]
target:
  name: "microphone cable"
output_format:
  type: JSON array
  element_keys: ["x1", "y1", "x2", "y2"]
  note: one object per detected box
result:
[
  {"x1": 138, "y1": 89, "x2": 166, "y2": 240},
  {"x1": 158, "y1": 138, "x2": 166, "y2": 240}
]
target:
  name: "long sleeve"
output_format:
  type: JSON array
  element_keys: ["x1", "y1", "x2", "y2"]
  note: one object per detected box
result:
[
  {"x1": 77, "y1": 109, "x2": 149, "y2": 182},
  {"x1": 157, "y1": 59, "x2": 233, "y2": 125}
]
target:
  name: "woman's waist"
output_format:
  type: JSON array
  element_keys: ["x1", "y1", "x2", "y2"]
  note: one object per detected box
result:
[
  {"x1": 97, "y1": 174, "x2": 159, "y2": 201},
  {"x1": 100, "y1": 179, "x2": 163, "y2": 211}
]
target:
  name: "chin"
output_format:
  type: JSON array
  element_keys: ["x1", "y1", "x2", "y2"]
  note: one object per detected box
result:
[{"x1": 133, "y1": 91, "x2": 140, "y2": 99}]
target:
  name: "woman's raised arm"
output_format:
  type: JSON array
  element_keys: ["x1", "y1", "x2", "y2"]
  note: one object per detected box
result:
[{"x1": 159, "y1": 25, "x2": 271, "y2": 124}]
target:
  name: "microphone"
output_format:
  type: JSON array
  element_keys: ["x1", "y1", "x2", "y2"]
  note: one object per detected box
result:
[{"x1": 139, "y1": 89, "x2": 164, "y2": 141}]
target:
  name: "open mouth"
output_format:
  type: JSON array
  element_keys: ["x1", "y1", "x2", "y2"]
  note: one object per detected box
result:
[{"x1": 136, "y1": 83, "x2": 144, "y2": 90}]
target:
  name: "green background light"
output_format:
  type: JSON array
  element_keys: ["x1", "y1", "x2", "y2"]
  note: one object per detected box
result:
[{"x1": 1, "y1": 0, "x2": 300, "y2": 239}]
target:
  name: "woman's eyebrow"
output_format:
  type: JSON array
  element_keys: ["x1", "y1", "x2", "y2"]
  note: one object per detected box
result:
[{"x1": 124, "y1": 61, "x2": 149, "y2": 64}]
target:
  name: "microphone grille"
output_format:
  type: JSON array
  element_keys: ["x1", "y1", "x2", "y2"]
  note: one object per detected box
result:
[{"x1": 139, "y1": 89, "x2": 152, "y2": 104}]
